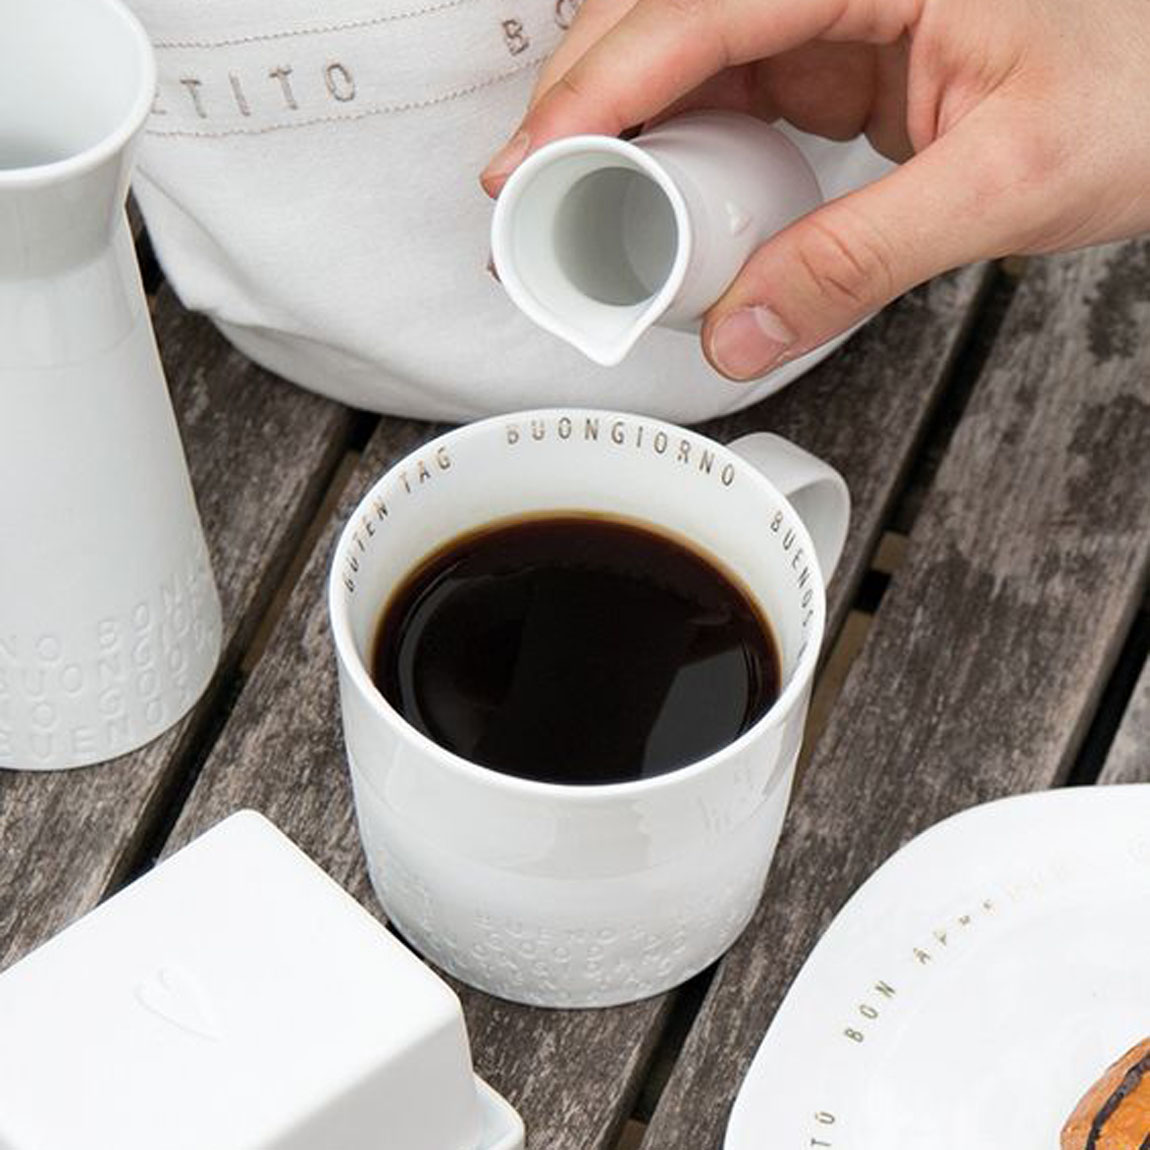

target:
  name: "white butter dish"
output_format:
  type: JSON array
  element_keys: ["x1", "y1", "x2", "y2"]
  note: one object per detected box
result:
[{"x1": 0, "y1": 811, "x2": 524, "y2": 1150}]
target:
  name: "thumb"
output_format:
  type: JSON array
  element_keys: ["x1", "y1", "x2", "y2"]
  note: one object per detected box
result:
[{"x1": 703, "y1": 116, "x2": 1031, "y2": 380}]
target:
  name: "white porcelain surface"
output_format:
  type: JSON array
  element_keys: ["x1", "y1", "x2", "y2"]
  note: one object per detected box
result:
[
  {"x1": 329, "y1": 409, "x2": 849, "y2": 1007},
  {"x1": 0, "y1": 811, "x2": 523, "y2": 1150},
  {"x1": 491, "y1": 112, "x2": 823, "y2": 365},
  {"x1": 726, "y1": 785, "x2": 1150, "y2": 1150},
  {"x1": 0, "y1": 0, "x2": 221, "y2": 770}
]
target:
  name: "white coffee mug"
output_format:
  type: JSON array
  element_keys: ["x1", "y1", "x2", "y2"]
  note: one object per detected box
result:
[{"x1": 329, "y1": 410, "x2": 848, "y2": 1008}]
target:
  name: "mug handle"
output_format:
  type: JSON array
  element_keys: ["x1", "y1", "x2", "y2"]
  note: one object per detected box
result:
[{"x1": 727, "y1": 433, "x2": 851, "y2": 580}]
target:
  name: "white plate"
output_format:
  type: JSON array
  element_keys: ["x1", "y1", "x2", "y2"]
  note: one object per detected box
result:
[{"x1": 726, "y1": 786, "x2": 1150, "y2": 1150}]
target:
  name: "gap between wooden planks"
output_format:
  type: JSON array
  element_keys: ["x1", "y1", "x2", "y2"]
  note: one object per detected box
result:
[{"x1": 1098, "y1": 625, "x2": 1150, "y2": 785}]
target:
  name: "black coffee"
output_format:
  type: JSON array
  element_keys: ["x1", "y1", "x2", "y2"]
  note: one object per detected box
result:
[{"x1": 371, "y1": 515, "x2": 780, "y2": 785}]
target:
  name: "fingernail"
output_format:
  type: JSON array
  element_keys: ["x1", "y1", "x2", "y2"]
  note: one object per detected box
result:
[
  {"x1": 482, "y1": 130, "x2": 530, "y2": 191},
  {"x1": 708, "y1": 306, "x2": 796, "y2": 380}
]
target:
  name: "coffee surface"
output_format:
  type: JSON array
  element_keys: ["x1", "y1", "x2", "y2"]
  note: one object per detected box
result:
[{"x1": 371, "y1": 515, "x2": 780, "y2": 785}]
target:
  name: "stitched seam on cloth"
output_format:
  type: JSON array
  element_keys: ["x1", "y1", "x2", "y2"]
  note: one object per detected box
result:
[
  {"x1": 146, "y1": 53, "x2": 547, "y2": 138},
  {"x1": 152, "y1": 0, "x2": 485, "y2": 49}
]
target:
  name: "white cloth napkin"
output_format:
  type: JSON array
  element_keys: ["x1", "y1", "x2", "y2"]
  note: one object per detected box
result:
[{"x1": 128, "y1": 0, "x2": 893, "y2": 421}]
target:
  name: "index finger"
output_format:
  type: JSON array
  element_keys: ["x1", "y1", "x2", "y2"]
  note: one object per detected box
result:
[
  {"x1": 528, "y1": 0, "x2": 862, "y2": 140},
  {"x1": 529, "y1": 0, "x2": 640, "y2": 108}
]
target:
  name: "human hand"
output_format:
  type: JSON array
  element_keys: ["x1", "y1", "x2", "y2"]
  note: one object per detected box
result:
[{"x1": 480, "y1": 0, "x2": 1150, "y2": 380}]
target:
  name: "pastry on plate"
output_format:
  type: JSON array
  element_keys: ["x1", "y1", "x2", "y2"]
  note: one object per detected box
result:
[{"x1": 1062, "y1": 1037, "x2": 1150, "y2": 1149}]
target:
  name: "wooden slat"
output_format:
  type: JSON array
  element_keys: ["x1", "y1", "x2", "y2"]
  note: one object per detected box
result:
[
  {"x1": 1099, "y1": 654, "x2": 1150, "y2": 784},
  {"x1": 642, "y1": 240, "x2": 1150, "y2": 1150},
  {"x1": 160, "y1": 263, "x2": 988, "y2": 1150},
  {"x1": 0, "y1": 290, "x2": 356, "y2": 970}
]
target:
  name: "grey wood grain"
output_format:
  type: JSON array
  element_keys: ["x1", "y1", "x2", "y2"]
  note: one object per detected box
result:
[
  {"x1": 161, "y1": 264, "x2": 988, "y2": 1150},
  {"x1": 0, "y1": 289, "x2": 355, "y2": 970},
  {"x1": 1099, "y1": 654, "x2": 1150, "y2": 784},
  {"x1": 642, "y1": 241, "x2": 1150, "y2": 1150}
]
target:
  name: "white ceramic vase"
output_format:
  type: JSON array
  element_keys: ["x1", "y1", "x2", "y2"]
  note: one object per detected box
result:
[
  {"x1": 0, "y1": 0, "x2": 223, "y2": 771},
  {"x1": 490, "y1": 112, "x2": 824, "y2": 366}
]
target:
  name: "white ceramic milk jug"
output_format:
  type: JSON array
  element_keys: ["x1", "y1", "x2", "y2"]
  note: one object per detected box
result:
[
  {"x1": 491, "y1": 112, "x2": 824, "y2": 366},
  {"x1": 0, "y1": 0, "x2": 223, "y2": 771}
]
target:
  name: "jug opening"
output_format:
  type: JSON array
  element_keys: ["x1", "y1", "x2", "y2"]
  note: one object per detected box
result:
[
  {"x1": 495, "y1": 143, "x2": 691, "y2": 366},
  {"x1": 0, "y1": 0, "x2": 152, "y2": 176},
  {"x1": 553, "y1": 167, "x2": 679, "y2": 306}
]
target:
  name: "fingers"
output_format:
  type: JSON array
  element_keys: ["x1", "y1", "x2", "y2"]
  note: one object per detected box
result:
[
  {"x1": 865, "y1": 37, "x2": 912, "y2": 161},
  {"x1": 481, "y1": 0, "x2": 870, "y2": 195},
  {"x1": 648, "y1": 65, "x2": 775, "y2": 127},
  {"x1": 653, "y1": 42, "x2": 906, "y2": 149},
  {"x1": 762, "y1": 42, "x2": 878, "y2": 142},
  {"x1": 530, "y1": 0, "x2": 640, "y2": 109},
  {"x1": 701, "y1": 110, "x2": 1029, "y2": 380}
]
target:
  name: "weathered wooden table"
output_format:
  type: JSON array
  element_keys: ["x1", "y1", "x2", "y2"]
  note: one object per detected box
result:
[{"x1": 1, "y1": 226, "x2": 1148, "y2": 1149}]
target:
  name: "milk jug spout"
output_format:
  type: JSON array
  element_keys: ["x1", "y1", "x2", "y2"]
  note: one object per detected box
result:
[{"x1": 491, "y1": 112, "x2": 823, "y2": 366}]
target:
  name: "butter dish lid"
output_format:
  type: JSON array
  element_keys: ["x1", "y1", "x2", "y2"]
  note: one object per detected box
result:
[
  {"x1": 0, "y1": 810, "x2": 524, "y2": 1150},
  {"x1": 477, "y1": 1078, "x2": 527, "y2": 1150}
]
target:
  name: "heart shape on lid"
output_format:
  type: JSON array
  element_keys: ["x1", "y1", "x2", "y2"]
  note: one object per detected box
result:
[{"x1": 134, "y1": 964, "x2": 223, "y2": 1042}]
